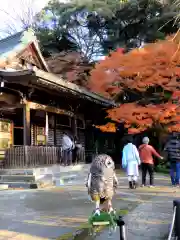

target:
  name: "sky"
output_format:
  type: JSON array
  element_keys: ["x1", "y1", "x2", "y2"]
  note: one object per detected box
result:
[
  {"x1": 0, "y1": 0, "x2": 104, "y2": 60},
  {"x1": 0, "y1": 0, "x2": 50, "y2": 37}
]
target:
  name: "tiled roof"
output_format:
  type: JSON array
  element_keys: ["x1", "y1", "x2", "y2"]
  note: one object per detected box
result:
[
  {"x1": 0, "y1": 69, "x2": 116, "y2": 107},
  {"x1": 34, "y1": 69, "x2": 115, "y2": 106},
  {"x1": 0, "y1": 32, "x2": 24, "y2": 58},
  {"x1": 0, "y1": 30, "x2": 116, "y2": 107},
  {"x1": 0, "y1": 29, "x2": 49, "y2": 71}
]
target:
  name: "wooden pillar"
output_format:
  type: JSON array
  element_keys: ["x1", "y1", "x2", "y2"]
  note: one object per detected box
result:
[
  {"x1": 45, "y1": 112, "x2": 49, "y2": 145},
  {"x1": 72, "y1": 116, "x2": 77, "y2": 137},
  {"x1": 23, "y1": 103, "x2": 31, "y2": 146}
]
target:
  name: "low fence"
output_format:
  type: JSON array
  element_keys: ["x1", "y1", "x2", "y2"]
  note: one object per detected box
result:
[{"x1": 2, "y1": 146, "x2": 85, "y2": 169}]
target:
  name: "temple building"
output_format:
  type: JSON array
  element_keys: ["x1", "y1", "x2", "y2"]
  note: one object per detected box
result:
[{"x1": 0, "y1": 29, "x2": 115, "y2": 168}]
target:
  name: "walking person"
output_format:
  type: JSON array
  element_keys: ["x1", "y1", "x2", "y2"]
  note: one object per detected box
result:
[
  {"x1": 62, "y1": 132, "x2": 74, "y2": 166},
  {"x1": 164, "y1": 133, "x2": 180, "y2": 187},
  {"x1": 139, "y1": 137, "x2": 163, "y2": 188},
  {"x1": 122, "y1": 136, "x2": 141, "y2": 189}
]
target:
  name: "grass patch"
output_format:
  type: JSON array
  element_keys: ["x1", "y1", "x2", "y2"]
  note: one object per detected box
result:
[
  {"x1": 56, "y1": 209, "x2": 129, "y2": 240},
  {"x1": 155, "y1": 165, "x2": 169, "y2": 174},
  {"x1": 118, "y1": 209, "x2": 129, "y2": 215}
]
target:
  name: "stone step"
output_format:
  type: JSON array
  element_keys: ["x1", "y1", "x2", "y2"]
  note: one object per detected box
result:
[
  {"x1": 36, "y1": 172, "x2": 86, "y2": 187},
  {"x1": 0, "y1": 182, "x2": 38, "y2": 189},
  {"x1": 53, "y1": 174, "x2": 78, "y2": 186},
  {"x1": 0, "y1": 175, "x2": 35, "y2": 182},
  {"x1": 0, "y1": 169, "x2": 33, "y2": 176},
  {"x1": 0, "y1": 164, "x2": 90, "y2": 188},
  {"x1": 0, "y1": 164, "x2": 90, "y2": 177},
  {"x1": 53, "y1": 173, "x2": 87, "y2": 186},
  {"x1": 52, "y1": 172, "x2": 87, "y2": 178}
]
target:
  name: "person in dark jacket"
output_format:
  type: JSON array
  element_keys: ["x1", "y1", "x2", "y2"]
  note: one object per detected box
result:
[
  {"x1": 72, "y1": 136, "x2": 82, "y2": 165},
  {"x1": 62, "y1": 132, "x2": 74, "y2": 166},
  {"x1": 164, "y1": 133, "x2": 180, "y2": 187}
]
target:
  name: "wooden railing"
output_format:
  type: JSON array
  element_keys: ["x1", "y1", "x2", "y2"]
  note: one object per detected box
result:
[{"x1": 2, "y1": 146, "x2": 85, "y2": 169}]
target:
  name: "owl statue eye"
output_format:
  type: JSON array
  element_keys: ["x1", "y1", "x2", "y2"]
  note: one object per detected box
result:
[{"x1": 105, "y1": 158, "x2": 113, "y2": 168}]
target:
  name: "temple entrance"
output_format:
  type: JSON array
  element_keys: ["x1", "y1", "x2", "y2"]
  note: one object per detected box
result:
[
  {"x1": 13, "y1": 128, "x2": 23, "y2": 146},
  {"x1": 13, "y1": 108, "x2": 24, "y2": 146}
]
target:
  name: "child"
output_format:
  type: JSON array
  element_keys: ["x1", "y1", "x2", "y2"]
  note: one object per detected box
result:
[{"x1": 86, "y1": 154, "x2": 118, "y2": 216}]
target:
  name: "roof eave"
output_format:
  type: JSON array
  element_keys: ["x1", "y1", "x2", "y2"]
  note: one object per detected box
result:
[
  {"x1": 0, "y1": 69, "x2": 116, "y2": 107},
  {"x1": 30, "y1": 41, "x2": 50, "y2": 72},
  {"x1": 0, "y1": 69, "x2": 33, "y2": 77},
  {"x1": 0, "y1": 30, "x2": 49, "y2": 72},
  {"x1": 33, "y1": 69, "x2": 115, "y2": 107}
]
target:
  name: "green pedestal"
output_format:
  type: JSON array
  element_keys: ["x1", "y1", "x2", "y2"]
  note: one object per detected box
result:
[{"x1": 88, "y1": 211, "x2": 118, "y2": 227}]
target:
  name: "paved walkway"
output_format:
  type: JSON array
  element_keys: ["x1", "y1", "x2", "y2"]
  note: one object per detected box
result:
[
  {"x1": 0, "y1": 174, "x2": 178, "y2": 239},
  {"x1": 97, "y1": 186, "x2": 179, "y2": 240}
]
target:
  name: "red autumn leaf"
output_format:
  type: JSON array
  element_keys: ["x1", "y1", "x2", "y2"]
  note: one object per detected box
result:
[{"x1": 89, "y1": 35, "x2": 180, "y2": 133}]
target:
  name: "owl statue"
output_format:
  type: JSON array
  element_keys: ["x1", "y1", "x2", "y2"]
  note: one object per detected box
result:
[{"x1": 86, "y1": 154, "x2": 118, "y2": 216}]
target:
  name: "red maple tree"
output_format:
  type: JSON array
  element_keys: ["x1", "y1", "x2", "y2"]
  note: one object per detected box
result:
[{"x1": 89, "y1": 35, "x2": 180, "y2": 133}]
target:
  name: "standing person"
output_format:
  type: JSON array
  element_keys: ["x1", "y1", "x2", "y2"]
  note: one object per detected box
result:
[
  {"x1": 122, "y1": 136, "x2": 141, "y2": 189},
  {"x1": 62, "y1": 132, "x2": 74, "y2": 166},
  {"x1": 73, "y1": 136, "x2": 82, "y2": 165},
  {"x1": 139, "y1": 137, "x2": 163, "y2": 188},
  {"x1": 164, "y1": 133, "x2": 180, "y2": 187}
]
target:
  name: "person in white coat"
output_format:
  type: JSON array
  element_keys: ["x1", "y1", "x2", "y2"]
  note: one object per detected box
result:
[{"x1": 122, "y1": 136, "x2": 141, "y2": 189}]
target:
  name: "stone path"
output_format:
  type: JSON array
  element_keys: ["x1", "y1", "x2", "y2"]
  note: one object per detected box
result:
[
  {"x1": 97, "y1": 186, "x2": 180, "y2": 240},
  {"x1": 0, "y1": 174, "x2": 178, "y2": 239}
]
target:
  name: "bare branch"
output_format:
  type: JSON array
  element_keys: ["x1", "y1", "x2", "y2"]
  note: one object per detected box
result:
[
  {"x1": 0, "y1": 0, "x2": 43, "y2": 35},
  {"x1": 0, "y1": 9, "x2": 18, "y2": 22}
]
